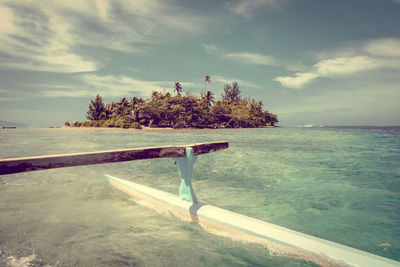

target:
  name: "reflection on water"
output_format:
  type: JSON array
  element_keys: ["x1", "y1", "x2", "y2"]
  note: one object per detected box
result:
[{"x1": 0, "y1": 127, "x2": 399, "y2": 266}]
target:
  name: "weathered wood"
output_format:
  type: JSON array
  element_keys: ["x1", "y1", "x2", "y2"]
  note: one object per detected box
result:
[
  {"x1": 185, "y1": 141, "x2": 229, "y2": 155},
  {"x1": 0, "y1": 141, "x2": 228, "y2": 175}
]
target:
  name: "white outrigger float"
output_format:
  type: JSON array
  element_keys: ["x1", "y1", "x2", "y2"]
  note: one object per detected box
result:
[{"x1": 1, "y1": 142, "x2": 398, "y2": 267}]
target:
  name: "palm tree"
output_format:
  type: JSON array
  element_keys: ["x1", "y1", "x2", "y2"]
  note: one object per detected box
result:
[
  {"x1": 132, "y1": 96, "x2": 144, "y2": 107},
  {"x1": 202, "y1": 90, "x2": 214, "y2": 107},
  {"x1": 203, "y1": 75, "x2": 211, "y2": 95},
  {"x1": 174, "y1": 82, "x2": 182, "y2": 96},
  {"x1": 151, "y1": 91, "x2": 160, "y2": 101},
  {"x1": 119, "y1": 97, "x2": 130, "y2": 108}
]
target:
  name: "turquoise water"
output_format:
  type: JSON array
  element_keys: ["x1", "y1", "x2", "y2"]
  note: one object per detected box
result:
[{"x1": 0, "y1": 127, "x2": 399, "y2": 266}]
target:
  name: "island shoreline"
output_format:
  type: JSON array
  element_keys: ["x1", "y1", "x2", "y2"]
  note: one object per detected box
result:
[{"x1": 54, "y1": 125, "x2": 278, "y2": 132}]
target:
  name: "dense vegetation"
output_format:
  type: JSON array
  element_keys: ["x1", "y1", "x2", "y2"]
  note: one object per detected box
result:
[{"x1": 67, "y1": 81, "x2": 278, "y2": 129}]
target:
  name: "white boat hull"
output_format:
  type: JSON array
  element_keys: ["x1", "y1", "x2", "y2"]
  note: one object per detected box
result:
[{"x1": 105, "y1": 174, "x2": 399, "y2": 267}]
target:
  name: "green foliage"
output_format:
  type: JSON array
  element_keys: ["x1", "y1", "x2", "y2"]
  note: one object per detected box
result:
[
  {"x1": 102, "y1": 119, "x2": 116, "y2": 127},
  {"x1": 222, "y1": 82, "x2": 241, "y2": 102},
  {"x1": 114, "y1": 115, "x2": 133, "y2": 128},
  {"x1": 174, "y1": 82, "x2": 182, "y2": 96},
  {"x1": 76, "y1": 81, "x2": 278, "y2": 129},
  {"x1": 77, "y1": 118, "x2": 142, "y2": 129},
  {"x1": 86, "y1": 94, "x2": 106, "y2": 121},
  {"x1": 210, "y1": 100, "x2": 231, "y2": 126},
  {"x1": 201, "y1": 90, "x2": 214, "y2": 107},
  {"x1": 130, "y1": 122, "x2": 142, "y2": 129},
  {"x1": 80, "y1": 120, "x2": 105, "y2": 127},
  {"x1": 71, "y1": 121, "x2": 82, "y2": 127}
]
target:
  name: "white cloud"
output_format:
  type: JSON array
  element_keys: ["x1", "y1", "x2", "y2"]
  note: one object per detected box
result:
[
  {"x1": 39, "y1": 74, "x2": 189, "y2": 98},
  {"x1": 0, "y1": 6, "x2": 15, "y2": 35},
  {"x1": 3, "y1": 53, "x2": 99, "y2": 73},
  {"x1": 227, "y1": 0, "x2": 293, "y2": 17},
  {"x1": 0, "y1": 96, "x2": 23, "y2": 102},
  {"x1": 365, "y1": 38, "x2": 400, "y2": 57},
  {"x1": 275, "y1": 38, "x2": 400, "y2": 88},
  {"x1": 42, "y1": 90, "x2": 97, "y2": 98},
  {"x1": 0, "y1": 88, "x2": 22, "y2": 101},
  {"x1": 275, "y1": 56, "x2": 378, "y2": 88},
  {"x1": 203, "y1": 44, "x2": 218, "y2": 53},
  {"x1": 47, "y1": 0, "x2": 206, "y2": 51},
  {"x1": 223, "y1": 52, "x2": 277, "y2": 66},
  {"x1": 213, "y1": 75, "x2": 263, "y2": 89},
  {"x1": 0, "y1": 1, "x2": 99, "y2": 72},
  {"x1": 275, "y1": 79, "x2": 400, "y2": 126},
  {"x1": 204, "y1": 45, "x2": 279, "y2": 67},
  {"x1": 127, "y1": 67, "x2": 143, "y2": 73},
  {"x1": 0, "y1": 0, "x2": 207, "y2": 73},
  {"x1": 315, "y1": 56, "x2": 377, "y2": 76},
  {"x1": 275, "y1": 72, "x2": 318, "y2": 89}
]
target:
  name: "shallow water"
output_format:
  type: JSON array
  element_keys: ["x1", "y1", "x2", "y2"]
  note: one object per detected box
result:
[{"x1": 0, "y1": 127, "x2": 399, "y2": 266}]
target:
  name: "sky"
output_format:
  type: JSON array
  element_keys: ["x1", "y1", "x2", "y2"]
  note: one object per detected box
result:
[{"x1": 0, "y1": 0, "x2": 400, "y2": 126}]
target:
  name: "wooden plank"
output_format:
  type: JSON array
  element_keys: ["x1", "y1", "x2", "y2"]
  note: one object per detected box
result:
[
  {"x1": 0, "y1": 141, "x2": 228, "y2": 175},
  {"x1": 184, "y1": 141, "x2": 229, "y2": 155}
]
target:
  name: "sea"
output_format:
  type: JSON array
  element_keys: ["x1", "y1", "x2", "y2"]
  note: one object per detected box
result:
[{"x1": 0, "y1": 126, "x2": 399, "y2": 266}]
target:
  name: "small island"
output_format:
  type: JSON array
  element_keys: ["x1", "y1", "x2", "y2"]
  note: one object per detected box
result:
[{"x1": 67, "y1": 80, "x2": 278, "y2": 129}]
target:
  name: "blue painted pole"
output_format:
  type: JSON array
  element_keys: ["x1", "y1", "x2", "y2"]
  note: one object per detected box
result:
[{"x1": 174, "y1": 147, "x2": 198, "y2": 203}]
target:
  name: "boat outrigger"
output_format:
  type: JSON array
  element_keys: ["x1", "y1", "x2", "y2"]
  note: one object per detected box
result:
[{"x1": 0, "y1": 142, "x2": 398, "y2": 267}]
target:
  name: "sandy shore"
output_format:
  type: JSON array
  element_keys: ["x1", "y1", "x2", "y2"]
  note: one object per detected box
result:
[
  {"x1": 55, "y1": 126, "x2": 195, "y2": 132},
  {"x1": 54, "y1": 126, "x2": 277, "y2": 131}
]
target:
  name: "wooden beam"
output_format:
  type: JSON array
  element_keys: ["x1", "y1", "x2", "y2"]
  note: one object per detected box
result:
[
  {"x1": 185, "y1": 141, "x2": 229, "y2": 156},
  {"x1": 0, "y1": 141, "x2": 228, "y2": 175}
]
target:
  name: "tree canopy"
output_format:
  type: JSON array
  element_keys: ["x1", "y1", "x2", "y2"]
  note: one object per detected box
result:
[
  {"x1": 86, "y1": 94, "x2": 106, "y2": 121},
  {"x1": 74, "y1": 81, "x2": 278, "y2": 129}
]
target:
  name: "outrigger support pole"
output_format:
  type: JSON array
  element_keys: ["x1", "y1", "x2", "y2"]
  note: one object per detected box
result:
[{"x1": 174, "y1": 147, "x2": 198, "y2": 203}]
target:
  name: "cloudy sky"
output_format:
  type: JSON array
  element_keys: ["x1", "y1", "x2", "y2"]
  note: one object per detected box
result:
[{"x1": 0, "y1": 0, "x2": 399, "y2": 126}]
